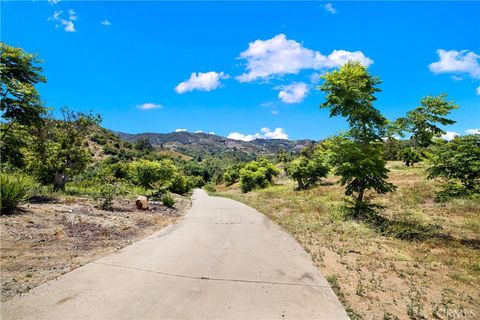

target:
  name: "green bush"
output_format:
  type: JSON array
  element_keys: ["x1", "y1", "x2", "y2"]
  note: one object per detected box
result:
[
  {"x1": 239, "y1": 159, "x2": 279, "y2": 193},
  {"x1": 286, "y1": 156, "x2": 329, "y2": 190},
  {"x1": 427, "y1": 135, "x2": 480, "y2": 196},
  {"x1": 94, "y1": 182, "x2": 120, "y2": 211},
  {"x1": 203, "y1": 183, "x2": 217, "y2": 193},
  {"x1": 1, "y1": 173, "x2": 37, "y2": 214},
  {"x1": 400, "y1": 147, "x2": 422, "y2": 167},
  {"x1": 162, "y1": 193, "x2": 175, "y2": 208}
]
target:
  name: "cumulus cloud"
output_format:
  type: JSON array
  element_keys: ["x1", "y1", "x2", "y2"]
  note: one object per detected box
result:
[
  {"x1": 175, "y1": 72, "x2": 229, "y2": 94},
  {"x1": 101, "y1": 19, "x2": 111, "y2": 26},
  {"x1": 429, "y1": 49, "x2": 480, "y2": 79},
  {"x1": 49, "y1": 10, "x2": 76, "y2": 32},
  {"x1": 137, "y1": 103, "x2": 162, "y2": 110},
  {"x1": 175, "y1": 128, "x2": 187, "y2": 132},
  {"x1": 228, "y1": 127, "x2": 289, "y2": 141},
  {"x1": 236, "y1": 34, "x2": 373, "y2": 82},
  {"x1": 441, "y1": 131, "x2": 460, "y2": 141},
  {"x1": 466, "y1": 128, "x2": 480, "y2": 135},
  {"x1": 324, "y1": 3, "x2": 337, "y2": 14},
  {"x1": 277, "y1": 82, "x2": 309, "y2": 104},
  {"x1": 477, "y1": 86, "x2": 480, "y2": 95}
]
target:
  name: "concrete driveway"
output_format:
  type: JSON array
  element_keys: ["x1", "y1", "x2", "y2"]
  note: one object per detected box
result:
[{"x1": 1, "y1": 189, "x2": 348, "y2": 319}]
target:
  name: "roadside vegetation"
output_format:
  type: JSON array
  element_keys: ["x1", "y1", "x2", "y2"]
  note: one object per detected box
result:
[
  {"x1": 1, "y1": 42, "x2": 479, "y2": 318},
  {"x1": 209, "y1": 63, "x2": 479, "y2": 318}
]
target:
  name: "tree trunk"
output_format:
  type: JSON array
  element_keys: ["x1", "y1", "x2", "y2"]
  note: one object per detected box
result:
[
  {"x1": 53, "y1": 174, "x2": 67, "y2": 191},
  {"x1": 354, "y1": 188, "x2": 365, "y2": 217}
]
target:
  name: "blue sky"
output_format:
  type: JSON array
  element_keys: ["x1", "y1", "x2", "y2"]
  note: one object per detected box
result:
[{"x1": 2, "y1": 1, "x2": 479, "y2": 140}]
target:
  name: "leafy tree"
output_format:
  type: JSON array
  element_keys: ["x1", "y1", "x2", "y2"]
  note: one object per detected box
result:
[
  {"x1": 427, "y1": 134, "x2": 480, "y2": 194},
  {"x1": 383, "y1": 136, "x2": 401, "y2": 161},
  {"x1": 134, "y1": 138, "x2": 154, "y2": 152},
  {"x1": 1, "y1": 43, "x2": 46, "y2": 140},
  {"x1": 394, "y1": 94, "x2": 458, "y2": 148},
  {"x1": 223, "y1": 163, "x2": 243, "y2": 186},
  {"x1": 319, "y1": 62, "x2": 395, "y2": 217},
  {"x1": 25, "y1": 108, "x2": 100, "y2": 190},
  {"x1": 286, "y1": 156, "x2": 329, "y2": 190},
  {"x1": 239, "y1": 159, "x2": 279, "y2": 193},
  {"x1": 129, "y1": 159, "x2": 191, "y2": 194},
  {"x1": 400, "y1": 147, "x2": 421, "y2": 167}
]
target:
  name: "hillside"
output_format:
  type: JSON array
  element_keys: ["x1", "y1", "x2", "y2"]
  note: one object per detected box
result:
[{"x1": 115, "y1": 131, "x2": 314, "y2": 158}]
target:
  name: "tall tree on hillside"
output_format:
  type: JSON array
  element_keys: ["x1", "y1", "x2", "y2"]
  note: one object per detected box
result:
[
  {"x1": 393, "y1": 94, "x2": 458, "y2": 148},
  {"x1": 319, "y1": 61, "x2": 395, "y2": 217},
  {"x1": 25, "y1": 108, "x2": 100, "y2": 190},
  {"x1": 0, "y1": 43, "x2": 46, "y2": 140}
]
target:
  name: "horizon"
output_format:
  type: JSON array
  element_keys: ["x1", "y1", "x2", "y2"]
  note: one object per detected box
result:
[{"x1": 2, "y1": 1, "x2": 479, "y2": 140}]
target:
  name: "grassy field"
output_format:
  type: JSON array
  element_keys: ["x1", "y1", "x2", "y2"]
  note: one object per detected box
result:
[{"x1": 213, "y1": 162, "x2": 480, "y2": 319}]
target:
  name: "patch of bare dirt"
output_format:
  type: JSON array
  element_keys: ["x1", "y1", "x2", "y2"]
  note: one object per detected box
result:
[{"x1": 0, "y1": 194, "x2": 190, "y2": 301}]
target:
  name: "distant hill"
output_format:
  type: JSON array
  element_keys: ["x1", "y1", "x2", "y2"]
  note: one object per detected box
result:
[{"x1": 115, "y1": 131, "x2": 315, "y2": 158}]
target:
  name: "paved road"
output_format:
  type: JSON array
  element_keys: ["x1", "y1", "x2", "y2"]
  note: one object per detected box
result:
[{"x1": 1, "y1": 189, "x2": 348, "y2": 320}]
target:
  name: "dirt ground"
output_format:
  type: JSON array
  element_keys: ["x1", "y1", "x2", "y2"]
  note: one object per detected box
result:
[{"x1": 0, "y1": 194, "x2": 190, "y2": 302}]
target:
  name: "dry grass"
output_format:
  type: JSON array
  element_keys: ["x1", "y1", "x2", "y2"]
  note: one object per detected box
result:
[{"x1": 214, "y1": 162, "x2": 480, "y2": 319}]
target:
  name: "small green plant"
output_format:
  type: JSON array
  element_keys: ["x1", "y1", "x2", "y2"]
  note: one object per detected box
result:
[
  {"x1": 0, "y1": 173, "x2": 37, "y2": 214},
  {"x1": 94, "y1": 182, "x2": 120, "y2": 211},
  {"x1": 162, "y1": 193, "x2": 175, "y2": 208}
]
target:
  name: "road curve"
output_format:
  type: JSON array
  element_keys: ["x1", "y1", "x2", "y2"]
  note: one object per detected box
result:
[{"x1": 1, "y1": 189, "x2": 348, "y2": 320}]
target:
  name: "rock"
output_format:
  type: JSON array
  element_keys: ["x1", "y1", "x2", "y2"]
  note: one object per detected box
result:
[{"x1": 135, "y1": 196, "x2": 149, "y2": 210}]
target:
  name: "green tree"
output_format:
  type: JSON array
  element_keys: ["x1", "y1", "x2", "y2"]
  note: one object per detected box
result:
[
  {"x1": 1, "y1": 43, "x2": 46, "y2": 140},
  {"x1": 319, "y1": 62, "x2": 395, "y2": 217},
  {"x1": 400, "y1": 147, "x2": 421, "y2": 167},
  {"x1": 239, "y1": 159, "x2": 279, "y2": 193},
  {"x1": 286, "y1": 156, "x2": 329, "y2": 190},
  {"x1": 427, "y1": 134, "x2": 480, "y2": 194},
  {"x1": 25, "y1": 108, "x2": 100, "y2": 190},
  {"x1": 394, "y1": 94, "x2": 458, "y2": 148}
]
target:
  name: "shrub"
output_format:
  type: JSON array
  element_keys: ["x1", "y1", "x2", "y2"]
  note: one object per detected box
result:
[
  {"x1": 203, "y1": 183, "x2": 217, "y2": 193},
  {"x1": 162, "y1": 193, "x2": 175, "y2": 208},
  {"x1": 427, "y1": 135, "x2": 480, "y2": 196},
  {"x1": 239, "y1": 159, "x2": 279, "y2": 193},
  {"x1": 286, "y1": 156, "x2": 329, "y2": 190},
  {"x1": 400, "y1": 147, "x2": 422, "y2": 167},
  {"x1": 223, "y1": 164, "x2": 242, "y2": 186},
  {"x1": 94, "y1": 182, "x2": 120, "y2": 211},
  {"x1": 0, "y1": 173, "x2": 37, "y2": 214}
]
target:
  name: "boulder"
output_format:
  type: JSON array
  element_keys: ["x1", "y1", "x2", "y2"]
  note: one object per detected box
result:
[{"x1": 135, "y1": 196, "x2": 149, "y2": 210}]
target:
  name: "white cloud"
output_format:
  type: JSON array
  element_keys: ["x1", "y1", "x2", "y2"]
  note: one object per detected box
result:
[
  {"x1": 48, "y1": 0, "x2": 60, "y2": 4},
  {"x1": 175, "y1": 71, "x2": 229, "y2": 94},
  {"x1": 324, "y1": 3, "x2": 337, "y2": 14},
  {"x1": 236, "y1": 34, "x2": 373, "y2": 82},
  {"x1": 441, "y1": 131, "x2": 460, "y2": 141},
  {"x1": 309, "y1": 72, "x2": 323, "y2": 84},
  {"x1": 195, "y1": 130, "x2": 203, "y2": 133},
  {"x1": 175, "y1": 128, "x2": 187, "y2": 132},
  {"x1": 137, "y1": 103, "x2": 162, "y2": 110},
  {"x1": 271, "y1": 110, "x2": 279, "y2": 115},
  {"x1": 101, "y1": 19, "x2": 111, "y2": 26},
  {"x1": 451, "y1": 75, "x2": 463, "y2": 81},
  {"x1": 49, "y1": 10, "x2": 76, "y2": 32},
  {"x1": 466, "y1": 128, "x2": 480, "y2": 135},
  {"x1": 277, "y1": 82, "x2": 309, "y2": 104},
  {"x1": 209, "y1": 132, "x2": 215, "y2": 135},
  {"x1": 477, "y1": 86, "x2": 480, "y2": 95},
  {"x1": 63, "y1": 21, "x2": 75, "y2": 32},
  {"x1": 228, "y1": 127, "x2": 289, "y2": 141},
  {"x1": 429, "y1": 49, "x2": 480, "y2": 79},
  {"x1": 227, "y1": 132, "x2": 257, "y2": 142}
]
